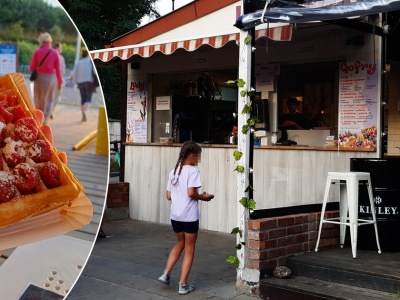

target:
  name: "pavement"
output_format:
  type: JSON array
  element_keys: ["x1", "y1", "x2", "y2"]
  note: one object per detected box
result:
[{"x1": 67, "y1": 219, "x2": 258, "y2": 300}]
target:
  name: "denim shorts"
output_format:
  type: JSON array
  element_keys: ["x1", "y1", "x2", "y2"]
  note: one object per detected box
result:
[{"x1": 171, "y1": 220, "x2": 199, "y2": 234}]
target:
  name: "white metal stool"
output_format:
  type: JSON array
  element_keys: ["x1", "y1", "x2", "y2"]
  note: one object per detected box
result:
[{"x1": 315, "y1": 171, "x2": 381, "y2": 258}]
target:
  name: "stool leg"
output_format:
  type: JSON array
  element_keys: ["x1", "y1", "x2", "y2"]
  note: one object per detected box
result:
[
  {"x1": 367, "y1": 178, "x2": 382, "y2": 254},
  {"x1": 347, "y1": 176, "x2": 359, "y2": 259},
  {"x1": 315, "y1": 177, "x2": 331, "y2": 253},
  {"x1": 339, "y1": 180, "x2": 348, "y2": 247}
]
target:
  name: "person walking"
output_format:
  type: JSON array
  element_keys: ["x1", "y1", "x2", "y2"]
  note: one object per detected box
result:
[
  {"x1": 29, "y1": 32, "x2": 63, "y2": 125},
  {"x1": 71, "y1": 49, "x2": 94, "y2": 122},
  {"x1": 51, "y1": 42, "x2": 66, "y2": 119},
  {"x1": 158, "y1": 141, "x2": 214, "y2": 295}
]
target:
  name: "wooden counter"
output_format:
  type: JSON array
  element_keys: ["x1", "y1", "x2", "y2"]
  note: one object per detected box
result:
[{"x1": 123, "y1": 143, "x2": 377, "y2": 233}]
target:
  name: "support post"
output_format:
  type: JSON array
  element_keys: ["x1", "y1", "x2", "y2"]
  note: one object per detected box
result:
[{"x1": 236, "y1": 27, "x2": 260, "y2": 290}]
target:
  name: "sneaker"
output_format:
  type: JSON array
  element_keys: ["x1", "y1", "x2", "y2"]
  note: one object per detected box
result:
[
  {"x1": 158, "y1": 273, "x2": 170, "y2": 285},
  {"x1": 178, "y1": 283, "x2": 195, "y2": 295}
]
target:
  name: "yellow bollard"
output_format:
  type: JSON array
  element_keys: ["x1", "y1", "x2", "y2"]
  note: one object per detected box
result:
[
  {"x1": 73, "y1": 130, "x2": 97, "y2": 151},
  {"x1": 96, "y1": 106, "x2": 109, "y2": 156}
]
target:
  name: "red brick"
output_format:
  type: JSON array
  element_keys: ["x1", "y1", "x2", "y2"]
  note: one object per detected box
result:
[
  {"x1": 286, "y1": 243, "x2": 303, "y2": 254},
  {"x1": 248, "y1": 239, "x2": 277, "y2": 250},
  {"x1": 248, "y1": 230, "x2": 269, "y2": 241},
  {"x1": 294, "y1": 214, "x2": 309, "y2": 224},
  {"x1": 248, "y1": 218, "x2": 277, "y2": 230},
  {"x1": 309, "y1": 231, "x2": 318, "y2": 241},
  {"x1": 268, "y1": 247, "x2": 286, "y2": 259},
  {"x1": 309, "y1": 212, "x2": 320, "y2": 222},
  {"x1": 277, "y1": 236, "x2": 295, "y2": 247},
  {"x1": 269, "y1": 228, "x2": 287, "y2": 239},
  {"x1": 307, "y1": 222, "x2": 318, "y2": 231},
  {"x1": 276, "y1": 216, "x2": 295, "y2": 226},
  {"x1": 287, "y1": 225, "x2": 305, "y2": 235},
  {"x1": 248, "y1": 250, "x2": 269, "y2": 260},
  {"x1": 259, "y1": 259, "x2": 278, "y2": 271},
  {"x1": 294, "y1": 233, "x2": 308, "y2": 243}
]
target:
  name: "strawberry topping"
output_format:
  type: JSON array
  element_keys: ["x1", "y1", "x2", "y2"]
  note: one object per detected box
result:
[
  {"x1": 13, "y1": 163, "x2": 40, "y2": 193},
  {"x1": 28, "y1": 139, "x2": 52, "y2": 163},
  {"x1": 0, "y1": 171, "x2": 15, "y2": 203},
  {"x1": 14, "y1": 117, "x2": 38, "y2": 143},
  {"x1": 40, "y1": 162, "x2": 61, "y2": 188}
]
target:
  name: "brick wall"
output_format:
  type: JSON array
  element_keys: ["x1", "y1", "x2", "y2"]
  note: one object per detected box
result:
[
  {"x1": 247, "y1": 211, "x2": 339, "y2": 274},
  {"x1": 107, "y1": 182, "x2": 129, "y2": 208}
]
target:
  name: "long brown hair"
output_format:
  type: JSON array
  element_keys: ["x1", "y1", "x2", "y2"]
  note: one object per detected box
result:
[{"x1": 173, "y1": 141, "x2": 202, "y2": 177}]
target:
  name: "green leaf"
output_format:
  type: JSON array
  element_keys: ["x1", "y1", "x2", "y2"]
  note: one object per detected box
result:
[
  {"x1": 242, "y1": 104, "x2": 251, "y2": 114},
  {"x1": 247, "y1": 118, "x2": 256, "y2": 127},
  {"x1": 226, "y1": 255, "x2": 240, "y2": 268},
  {"x1": 244, "y1": 36, "x2": 251, "y2": 45},
  {"x1": 235, "y1": 165, "x2": 245, "y2": 172},
  {"x1": 240, "y1": 90, "x2": 247, "y2": 97},
  {"x1": 248, "y1": 199, "x2": 257, "y2": 210},
  {"x1": 235, "y1": 243, "x2": 242, "y2": 250},
  {"x1": 230, "y1": 227, "x2": 243, "y2": 238},
  {"x1": 239, "y1": 198, "x2": 256, "y2": 209},
  {"x1": 237, "y1": 78, "x2": 246, "y2": 88},
  {"x1": 233, "y1": 150, "x2": 242, "y2": 161},
  {"x1": 242, "y1": 125, "x2": 250, "y2": 134},
  {"x1": 247, "y1": 90, "x2": 256, "y2": 97},
  {"x1": 225, "y1": 80, "x2": 236, "y2": 85},
  {"x1": 239, "y1": 197, "x2": 248, "y2": 208}
]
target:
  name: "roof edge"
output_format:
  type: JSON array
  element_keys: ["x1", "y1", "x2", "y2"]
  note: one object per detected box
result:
[{"x1": 110, "y1": 0, "x2": 239, "y2": 47}]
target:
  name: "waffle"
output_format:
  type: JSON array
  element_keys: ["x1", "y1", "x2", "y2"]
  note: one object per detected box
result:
[{"x1": 0, "y1": 73, "x2": 83, "y2": 229}]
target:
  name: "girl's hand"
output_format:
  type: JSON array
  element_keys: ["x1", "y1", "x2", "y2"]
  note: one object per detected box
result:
[{"x1": 202, "y1": 192, "x2": 214, "y2": 202}]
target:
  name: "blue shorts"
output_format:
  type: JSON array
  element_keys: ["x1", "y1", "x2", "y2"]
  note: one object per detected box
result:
[{"x1": 171, "y1": 220, "x2": 199, "y2": 234}]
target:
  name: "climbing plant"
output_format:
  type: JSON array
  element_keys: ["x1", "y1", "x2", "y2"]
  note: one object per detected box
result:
[{"x1": 225, "y1": 33, "x2": 258, "y2": 268}]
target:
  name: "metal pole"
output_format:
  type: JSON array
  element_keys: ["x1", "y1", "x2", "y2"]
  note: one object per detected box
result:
[
  {"x1": 172, "y1": 0, "x2": 175, "y2": 11},
  {"x1": 75, "y1": 33, "x2": 81, "y2": 66}
]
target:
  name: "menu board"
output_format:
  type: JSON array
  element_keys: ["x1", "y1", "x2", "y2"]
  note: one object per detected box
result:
[
  {"x1": 0, "y1": 44, "x2": 18, "y2": 75},
  {"x1": 338, "y1": 61, "x2": 378, "y2": 149},
  {"x1": 126, "y1": 80, "x2": 148, "y2": 143}
]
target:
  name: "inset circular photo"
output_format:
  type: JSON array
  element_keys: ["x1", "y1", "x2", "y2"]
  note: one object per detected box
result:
[{"x1": 0, "y1": 1, "x2": 109, "y2": 298}]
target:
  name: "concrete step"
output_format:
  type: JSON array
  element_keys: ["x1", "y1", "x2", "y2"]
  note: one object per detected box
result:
[
  {"x1": 260, "y1": 275, "x2": 400, "y2": 300},
  {"x1": 286, "y1": 248, "x2": 400, "y2": 293}
]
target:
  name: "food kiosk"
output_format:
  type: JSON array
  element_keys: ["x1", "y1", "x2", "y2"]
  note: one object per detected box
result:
[{"x1": 91, "y1": 0, "x2": 400, "y2": 235}]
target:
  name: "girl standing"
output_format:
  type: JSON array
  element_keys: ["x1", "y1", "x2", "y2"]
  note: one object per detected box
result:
[{"x1": 158, "y1": 141, "x2": 214, "y2": 295}]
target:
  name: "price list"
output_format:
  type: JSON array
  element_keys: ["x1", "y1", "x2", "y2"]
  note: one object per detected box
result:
[{"x1": 338, "y1": 61, "x2": 378, "y2": 148}]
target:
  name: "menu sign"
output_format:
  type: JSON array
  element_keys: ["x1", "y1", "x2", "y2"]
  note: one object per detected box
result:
[
  {"x1": 0, "y1": 44, "x2": 18, "y2": 75},
  {"x1": 338, "y1": 61, "x2": 378, "y2": 149},
  {"x1": 126, "y1": 80, "x2": 147, "y2": 143}
]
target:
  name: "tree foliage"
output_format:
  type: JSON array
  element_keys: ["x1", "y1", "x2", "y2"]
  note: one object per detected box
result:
[
  {"x1": 58, "y1": 0, "x2": 160, "y2": 50},
  {"x1": 0, "y1": 0, "x2": 76, "y2": 43},
  {"x1": 58, "y1": 0, "x2": 160, "y2": 119}
]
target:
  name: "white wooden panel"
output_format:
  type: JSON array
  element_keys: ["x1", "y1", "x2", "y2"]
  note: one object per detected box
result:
[
  {"x1": 125, "y1": 145, "x2": 377, "y2": 233},
  {"x1": 301, "y1": 150, "x2": 317, "y2": 204}
]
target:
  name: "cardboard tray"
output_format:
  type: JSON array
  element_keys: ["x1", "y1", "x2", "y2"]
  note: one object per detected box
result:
[{"x1": 0, "y1": 192, "x2": 92, "y2": 250}]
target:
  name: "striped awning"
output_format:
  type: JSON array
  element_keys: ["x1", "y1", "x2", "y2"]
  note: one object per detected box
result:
[{"x1": 90, "y1": 25, "x2": 292, "y2": 62}]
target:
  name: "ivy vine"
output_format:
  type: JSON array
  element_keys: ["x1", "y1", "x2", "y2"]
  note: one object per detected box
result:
[{"x1": 225, "y1": 57, "x2": 258, "y2": 268}]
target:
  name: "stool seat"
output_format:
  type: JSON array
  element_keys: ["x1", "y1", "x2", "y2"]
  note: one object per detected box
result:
[{"x1": 315, "y1": 171, "x2": 381, "y2": 258}]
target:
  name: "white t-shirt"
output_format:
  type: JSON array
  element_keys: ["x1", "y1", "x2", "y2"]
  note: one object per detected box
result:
[{"x1": 167, "y1": 165, "x2": 202, "y2": 222}]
